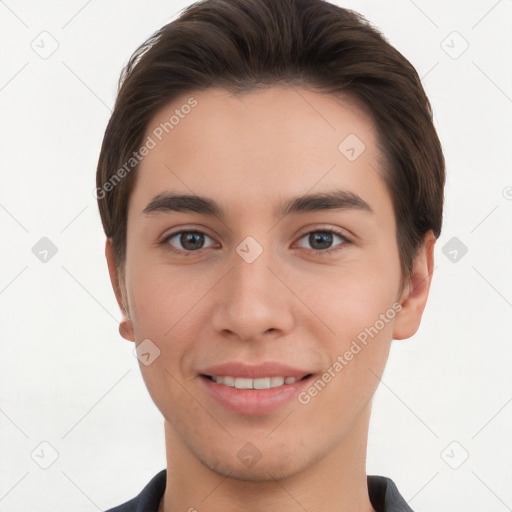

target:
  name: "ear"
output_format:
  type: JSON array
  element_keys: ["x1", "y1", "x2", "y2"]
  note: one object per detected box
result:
[
  {"x1": 393, "y1": 230, "x2": 436, "y2": 340},
  {"x1": 105, "y1": 238, "x2": 135, "y2": 342}
]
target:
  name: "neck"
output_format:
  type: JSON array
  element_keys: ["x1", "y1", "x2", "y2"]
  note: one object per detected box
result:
[{"x1": 160, "y1": 403, "x2": 375, "y2": 512}]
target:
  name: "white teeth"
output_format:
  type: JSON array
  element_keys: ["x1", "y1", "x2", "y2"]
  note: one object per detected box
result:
[
  {"x1": 234, "y1": 377, "x2": 253, "y2": 389},
  {"x1": 253, "y1": 377, "x2": 270, "y2": 389},
  {"x1": 223, "y1": 376, "x2": 235, "y2": 386},
  {"x1": 210, "y1": 375, "x2": 297, "y2": 389},
  {"x1": 269, "y1": 376, "x2": 284, "y2": 387}
]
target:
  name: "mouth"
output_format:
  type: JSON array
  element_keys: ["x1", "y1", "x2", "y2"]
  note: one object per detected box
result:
[
  {"x1": 198, "y1": 365, "x2": 315, "y2": 416},
  {"x1": 201, "y1": 374, "x2": 313, "y2": 390}
]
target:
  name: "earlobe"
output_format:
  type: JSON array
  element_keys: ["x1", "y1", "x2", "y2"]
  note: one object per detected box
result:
[
  {"x1": 105, "y1": 238, "x2": 135, "y2": 343},
  {"x1": 393, "y1": 231, "x2": 436, "y2": 340}
]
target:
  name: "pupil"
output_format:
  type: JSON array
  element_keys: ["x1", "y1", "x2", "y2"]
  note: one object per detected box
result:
[
  {"x1": 310, "y1": 232, "x2": 332, "y2": 250},
  {"x1": 181, "y1": 232, "x2": 204, "y2": 250}
]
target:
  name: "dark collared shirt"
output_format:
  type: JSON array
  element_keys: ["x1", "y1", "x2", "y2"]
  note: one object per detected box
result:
[{"x1": 104, "y1": 469, "x2": 413, "y2": 511}]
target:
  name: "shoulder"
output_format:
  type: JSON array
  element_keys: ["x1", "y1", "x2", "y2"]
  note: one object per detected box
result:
[
  {"x1": 367, "y1": 475, "x2": 414, "y2": 512},
  {"x1": 103, "y1": 469, "x2": 167, "y2": 512}
]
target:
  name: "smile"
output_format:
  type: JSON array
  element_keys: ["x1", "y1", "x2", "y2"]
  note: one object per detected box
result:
[
  {"x1": 206, "y1": 375, "x2": 305, "y2": 389},
  {"x1": 199, "y1": 365, "x2": 314, "y2": 415}
]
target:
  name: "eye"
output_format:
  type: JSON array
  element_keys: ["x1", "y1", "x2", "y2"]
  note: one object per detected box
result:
[
  {"x1": 161, "y1": 230, "x2": 217, "y2": 254},
  {"x1": 159, "y1": 227, "x2": 350, "y2": 256},
  {"x1": 295, "y1": 229, "x2": 349, "y2": 254}
]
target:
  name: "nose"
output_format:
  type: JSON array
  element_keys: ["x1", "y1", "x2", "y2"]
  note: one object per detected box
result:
[{"x1": 210, "y1": 246, "x2": 295, "y2": 342}]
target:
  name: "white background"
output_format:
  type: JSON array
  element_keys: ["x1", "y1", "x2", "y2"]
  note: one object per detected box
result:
[{"x1": 1, "y1": 0, "x2": 511, "y2": 510}]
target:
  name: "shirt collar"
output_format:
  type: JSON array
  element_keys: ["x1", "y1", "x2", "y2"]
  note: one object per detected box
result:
[{"x1": 105, "y1": 470, "x2": 413, "y2": 512}]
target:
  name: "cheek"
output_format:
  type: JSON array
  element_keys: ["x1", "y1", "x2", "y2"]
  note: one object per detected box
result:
[
  {"x1": 297, "y1": 255, "x2": 400, "y2": 393},
  {"x1": 333, "y1": 280, "x2": 399, "y2": 341},
  {"x1": 126, "y1": 259, "x2": 196, "y2": 339},
  {"x1": 296, "y1": 254, "x2": 401, "y2": 342},
  {"x1": 300, "y1": 278, "x2": 397, "y2": 429}
]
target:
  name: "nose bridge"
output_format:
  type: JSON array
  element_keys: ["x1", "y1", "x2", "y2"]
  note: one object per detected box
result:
[
  {"x1": 234, "y1": 242, "x2": 273, "y2": 294},
  {"x1": 230, "y1": 240, "x2": 278, "y2": 312},
  {"x1": 211, "y1": 238, "x2": 294, "y2": 339}
]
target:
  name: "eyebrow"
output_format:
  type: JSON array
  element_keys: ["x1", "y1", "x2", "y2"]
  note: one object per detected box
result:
[{"x1": 142, "y1": 189, "x2": 373, "y2": 218}]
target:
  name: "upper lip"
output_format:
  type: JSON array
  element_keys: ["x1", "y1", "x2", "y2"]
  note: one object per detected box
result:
[{"x1": 199, "y1": 362, "x2": 312, "y2": 380}]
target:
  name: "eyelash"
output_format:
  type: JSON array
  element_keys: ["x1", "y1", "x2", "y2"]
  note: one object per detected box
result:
[{"x1": 159, "y1": 227, "x2": 351, "y2": 257}]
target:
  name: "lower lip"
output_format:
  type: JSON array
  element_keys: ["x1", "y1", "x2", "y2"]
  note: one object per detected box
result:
[{"x1": 199, "y1": 375, "x2": 313, "y2": 416}]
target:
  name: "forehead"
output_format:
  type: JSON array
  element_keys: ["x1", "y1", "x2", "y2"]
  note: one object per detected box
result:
[{"x1": 129, "y1": 86, "x2": 390, "y2": 222}]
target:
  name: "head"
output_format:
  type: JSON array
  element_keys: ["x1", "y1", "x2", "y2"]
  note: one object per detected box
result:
[{"x1": 97, "y1": 0, "x2": 444, "y2": 482}]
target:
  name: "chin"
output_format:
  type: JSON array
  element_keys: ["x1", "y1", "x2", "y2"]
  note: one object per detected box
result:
[{"x1": 202, "y1": 454, "x2": 305, "y2": 482}]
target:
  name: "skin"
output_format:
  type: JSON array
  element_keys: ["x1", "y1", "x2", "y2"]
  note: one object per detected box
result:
[{"x1": 105, "y1": 86, "x2": 435, "y2": 512}]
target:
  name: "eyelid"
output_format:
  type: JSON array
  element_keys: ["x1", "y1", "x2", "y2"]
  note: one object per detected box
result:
[
  {"x1": 295, "y1": 224, "x2": 353, "y2": 241},
  {"x1": 158, "y1": 224, "x2": 216, "y2": 243}
]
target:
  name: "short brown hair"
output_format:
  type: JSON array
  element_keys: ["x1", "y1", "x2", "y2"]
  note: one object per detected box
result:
[{"x1": 96, "y1": 0, "x2": 445, "y2": 285}]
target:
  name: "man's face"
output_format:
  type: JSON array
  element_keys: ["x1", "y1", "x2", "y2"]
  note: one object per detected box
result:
[{"x1": 116, "y1": 87, "x2": 409, "y2": 480}]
